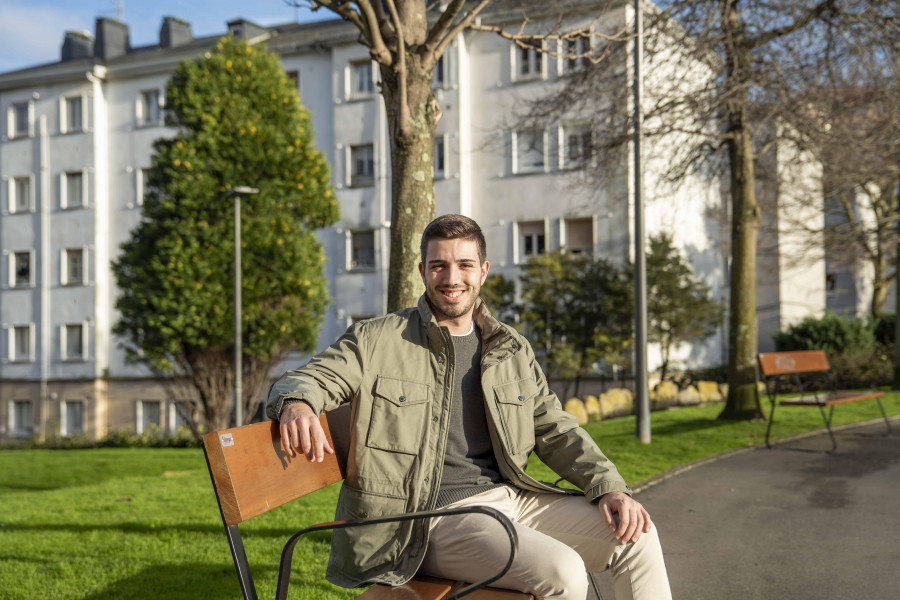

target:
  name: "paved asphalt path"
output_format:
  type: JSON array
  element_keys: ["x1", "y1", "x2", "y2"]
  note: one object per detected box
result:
[{"x1": 589, "y1": 418, "x2": 900, "y2": 600}]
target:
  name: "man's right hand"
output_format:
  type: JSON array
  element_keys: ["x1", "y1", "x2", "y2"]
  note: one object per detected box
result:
[{"x1": 279, "y1": 401, "x2": 334, "y2": 462}]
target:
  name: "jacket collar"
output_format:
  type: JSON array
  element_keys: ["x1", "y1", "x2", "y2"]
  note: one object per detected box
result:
[{"x1": 416, "y1": 294, "x2": 521, "y2": 365}]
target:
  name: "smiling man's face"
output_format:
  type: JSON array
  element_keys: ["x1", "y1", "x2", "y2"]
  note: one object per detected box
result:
[{"x1": 419, "y1": 237, "x2": 490, "y2": 334}]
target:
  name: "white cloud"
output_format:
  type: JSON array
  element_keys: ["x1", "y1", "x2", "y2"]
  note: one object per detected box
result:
[{"x1": 0, "y1": 0, "x2": 92, "y2": 72}]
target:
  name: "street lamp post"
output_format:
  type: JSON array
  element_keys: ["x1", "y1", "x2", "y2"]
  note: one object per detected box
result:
[
  {"x1": 227, "y1": 186, "x2": 259, "y2": 428},
  {"x1": 633, "y1": 0, "x2": 650, "y2": 444}
]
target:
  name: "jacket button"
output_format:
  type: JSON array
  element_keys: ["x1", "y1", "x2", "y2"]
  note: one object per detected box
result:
[
  {"x1": 432, "y1": 416, "x2": 438, "y2": 423},
  {"x1": 424, "y1": 477, "x2": 429, "y2": 483},
  {"x1": 518, "y1": 395, "x2": 525, "y2": 401},
  {"x1": 399, "y1": 396, "x2": 406, "y2": 402}
]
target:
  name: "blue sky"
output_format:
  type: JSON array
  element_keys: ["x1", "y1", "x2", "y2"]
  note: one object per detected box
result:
[{"x1": 0, "y1": 0, "x2": 328, "y2": 73}]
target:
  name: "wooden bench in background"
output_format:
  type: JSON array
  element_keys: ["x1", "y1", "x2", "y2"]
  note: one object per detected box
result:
[
  {"x1": 203, "y1": 407, "x2": 534, "y2": 600},
  {"x1": 758, "y1": 350, "x2": 892, "y2": 452}
]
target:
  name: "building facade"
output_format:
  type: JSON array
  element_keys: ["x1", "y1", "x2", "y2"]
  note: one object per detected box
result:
[{"x1": 0, "y1": 5, "x2": 822, "y2": 441}]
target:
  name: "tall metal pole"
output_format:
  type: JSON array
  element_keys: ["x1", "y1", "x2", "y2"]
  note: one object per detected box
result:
[
  {"x1": 234, "y1": 194, "x2": 242, "y2": 428},
  {"x1": 894, "y1": 185, "x2": 900, "y2": 389},
  {"x1": 228, "y1": 187, "x2": 258, "y2": 428},
  {"x1": 633, "y1": 0, "x2": 650, "y2": 443}
]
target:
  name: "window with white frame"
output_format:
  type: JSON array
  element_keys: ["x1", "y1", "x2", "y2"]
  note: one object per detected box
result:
[
  {"x1": 562, "y1": 36, "x2": 591, "y2": 73},
  {"x1": 12, "y1": 251, "x2": 34, "y2": 287},
  {"x1": 138, "y1": 400, "x2": 161, "y2": 434},
  {"x1": 140, "y1": 89, "x2": 161, "y2": 125},
  {"x1": 62, "y1": 248, "x2": 86, "y2": 286},
  {"x1": 350, "y1": 230, "x2": 376, "y2": 269},
  {"x1": 138, "y1": 168, "x2": 154, "y2": 206},
  {"x1": 433, "y1": 49, "x2": 456, "y2": 88},
  {"x1": 62, "y1": 400, "x2": 84, "y2": 436},
  {"x1": 62, "y1": 171, "x2": 85, "y2": 209},
  {"x1": 564, "y1": 218, "x2": 593, "y2": 255},
  {"x1": 11, "y1": 176, "x2": 33, "y2": 213},
  {"x1": 11, "y1": 102, "x2": 30, "y2": 138},
  {"x1": 349, "y1": 144, "x2": 375, "y2": 187},
  {"x1": 514, "y1": 130, "x2": 545, "y2": 174},
  {"x1": 64, "y1": 96, "x2": 84, "y2": 133},
  {"x1": 12, "y1": 400, "x2": 33, "y2": 437},
  {"x1": 62, "y1": 323, "x2": 86, "y2": 361},
  {"x1": 434, "y1": 136, "x2": 446, "y2": 179},
  {"x1": 286, "y1": 70, "x2": 300, "y2": 94},
  {"x1": 349, "y1": 60, "x2": 375, "y2": 99},
  {"x1": 434, "y1": 54, "x2": 446, "y2": 88},
  {"x1": 562, "y1": 123, "x2": 592, "y2": 169},
  {"x1": 518, "y1": 220, "x2": 546, "y2": 260},
  {"x1": 515, "y1": 39, "x2": 543, "y2": 80},
  {"x1": 11, "y1": 325, "x2": 33, "y2": 362}
]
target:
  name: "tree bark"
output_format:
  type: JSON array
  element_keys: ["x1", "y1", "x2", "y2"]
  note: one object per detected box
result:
[
  {"x1": 718, "y1": 0, "x2": 764, "y2": 420},
  {"x1": 380, "y1": 57, "x2": 439, "y2": 311}
]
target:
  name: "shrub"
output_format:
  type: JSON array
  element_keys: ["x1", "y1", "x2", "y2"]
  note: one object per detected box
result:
[
  {"x1": 870, "y1": 312, "x2": 895, "y2": 346},
  {"x1": 773, "y1": 312, "x2": 874, "y2": 354},
  {"x1": 8, "y1": 426, "x2": 202, "y2": 450}
]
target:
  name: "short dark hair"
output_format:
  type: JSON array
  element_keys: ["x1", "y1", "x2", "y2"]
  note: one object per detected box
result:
[{"x1": 420, "y1": 214, "x2": 487, "y2": 264}]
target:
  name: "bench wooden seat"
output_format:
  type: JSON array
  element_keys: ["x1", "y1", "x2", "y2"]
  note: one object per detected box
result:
[
  {"x1": 203, "y1": 409, "x2": 534, "y2": 600},
  {"x1": 758, "y1": 350, "x2": 892, "y2": 451}
]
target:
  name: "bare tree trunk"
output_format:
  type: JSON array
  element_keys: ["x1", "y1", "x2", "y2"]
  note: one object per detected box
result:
[
  {"x1": 718, "y1": 0, "x2": 764, "y2": 420},
  {"x1": 380, "y1": 50, "x2": 439, "y2": 312},
  {"x1": 720, "y1": 112, "x2": 764, "y2": 419}
]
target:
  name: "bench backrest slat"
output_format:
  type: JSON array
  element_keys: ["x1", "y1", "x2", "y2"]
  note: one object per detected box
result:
[
  {"x1": 203, "y1": 417, "x2": 342, "y2": 527},
  {"x1": 758, "y1": 350, "x2": 830, "y2": 377}
]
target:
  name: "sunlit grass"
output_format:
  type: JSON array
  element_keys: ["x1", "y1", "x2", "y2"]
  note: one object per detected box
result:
[{"x1": 2, "y1": 393, "x2": 897, "y2": 599}]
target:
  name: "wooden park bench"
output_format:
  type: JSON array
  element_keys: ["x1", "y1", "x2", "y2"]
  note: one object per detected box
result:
[
  {"x1": 758, "y1": 350, "x2": 892, "y2": 452},
  {"x1": 203, "y1": 406, "x2": 535, "y2": 600}
]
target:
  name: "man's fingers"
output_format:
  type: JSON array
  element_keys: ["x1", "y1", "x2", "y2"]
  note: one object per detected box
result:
[
  {"x1": 615, "y1": 507, "x2": 633, "y2": 541},
  {"x1": 600, "y1": 502, "x2": 615, "y2": 531},
  {"x1": 628, "y1": 509, "x2": 644, "y2": 542},
  {"x1": 298, "y1": 423, "x2": 313, "y2": 460},
  {"x1": 279, "y1": 423, "x2": 294, "y2": 457},
  {"x1": 642, "y1": 507, "x2": 653, "y2": 533}
]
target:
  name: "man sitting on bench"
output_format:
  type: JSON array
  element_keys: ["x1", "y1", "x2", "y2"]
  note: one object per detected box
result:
[{"x1": 267, "y1": 214, "x2": 671, "y2": 600}]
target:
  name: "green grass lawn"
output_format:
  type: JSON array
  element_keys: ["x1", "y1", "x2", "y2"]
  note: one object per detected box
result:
[{"x1": 2, "y1": 394, "x2": 898, "y2": 599}]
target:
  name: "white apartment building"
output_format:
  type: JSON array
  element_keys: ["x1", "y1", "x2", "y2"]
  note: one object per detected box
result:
[{"x1": 0, "y1": 4, "x2": 824, "y2": 441}]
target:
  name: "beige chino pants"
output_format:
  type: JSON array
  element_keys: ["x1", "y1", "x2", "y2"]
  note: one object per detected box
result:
[{"x1": 418, "y1": 486, "x2": 671, "y2": 600}]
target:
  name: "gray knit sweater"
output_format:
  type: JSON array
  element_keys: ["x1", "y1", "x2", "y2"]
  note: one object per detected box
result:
[{"x1": 435, "y1": 326, "x2": 502, "y2": 507}]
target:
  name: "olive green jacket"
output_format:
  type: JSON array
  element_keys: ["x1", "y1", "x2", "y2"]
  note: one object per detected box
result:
[{"x1": 266, "y1": 296, "x2": 631, "y2": 588}]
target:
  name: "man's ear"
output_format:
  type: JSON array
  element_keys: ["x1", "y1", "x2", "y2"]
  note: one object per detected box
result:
[
  {"x1": 481, "y1": 260, "x2": 490, "y2": 284},
  {"x1": 418, "y1": 262, "x2": 425, "y2": 283}
]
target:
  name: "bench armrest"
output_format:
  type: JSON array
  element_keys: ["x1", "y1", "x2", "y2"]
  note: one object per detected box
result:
[{"x1": 276, "y1": 505, "x2": 519, "y2": 600}]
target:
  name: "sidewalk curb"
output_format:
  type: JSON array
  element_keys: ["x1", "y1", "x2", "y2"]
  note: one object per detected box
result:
[{"x1": 632, "y1": 414, "x2": 900, "y2": 495}]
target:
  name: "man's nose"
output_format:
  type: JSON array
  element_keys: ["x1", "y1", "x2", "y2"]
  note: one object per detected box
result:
[{"x1": 446, "y1": 264, "x2": 464, "y2": 283}]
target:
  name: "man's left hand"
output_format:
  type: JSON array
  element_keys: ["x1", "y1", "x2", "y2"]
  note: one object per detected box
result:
[{"x1": 598, "y1": 491, "x2": 653, "y2": 544}]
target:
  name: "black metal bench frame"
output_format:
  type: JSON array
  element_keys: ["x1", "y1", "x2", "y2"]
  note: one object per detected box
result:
[{"x1": 759, "y1": 350, "x2": 892, "y2": 452}]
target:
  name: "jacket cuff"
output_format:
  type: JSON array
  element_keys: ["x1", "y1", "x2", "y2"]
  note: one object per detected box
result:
[
  {"x1": 267, "y1": 394, "x2": 321, "y2": 420},
  {"x1": 587, "y1": 480, "x2": 633, "y2": 502}
]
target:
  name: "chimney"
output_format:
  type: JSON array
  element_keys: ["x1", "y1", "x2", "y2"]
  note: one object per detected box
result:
[
  {"x1": 159, "y1": 16, "x2": 193, "y2": 48},
  {"x1": 61, "y1": 31, "x2": 94, "y2": 61},
  {"x1": 226, "y1": 19, "x2": 269, "y2": 41},
  {"x1": 94, "y1": 17, "x2": 129, "y2": 61}
]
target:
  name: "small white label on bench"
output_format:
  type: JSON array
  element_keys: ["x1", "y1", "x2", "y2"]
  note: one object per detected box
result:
[
  {"x1": 220, "y1": 433, "x2": 235, "y2": 447},
  {"x1": 775, "y1": 356, "x2": 796, "y2": 370}
]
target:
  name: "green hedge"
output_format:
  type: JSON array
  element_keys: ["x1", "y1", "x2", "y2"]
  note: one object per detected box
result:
[
  {"x1": 3, "y1": 424, "x2": 202, "y2": 450},
  {"x1": 773, "y1": 312, "x2": 892, "y2": 388}
]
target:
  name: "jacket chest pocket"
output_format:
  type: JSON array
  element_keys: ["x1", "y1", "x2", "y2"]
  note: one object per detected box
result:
[
  {"x1": 366, "y1": 376, "x2": 432, "y2": 455},
  {"x1": 493, "y1": 377, "x2": 539, "y2": 455}
]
